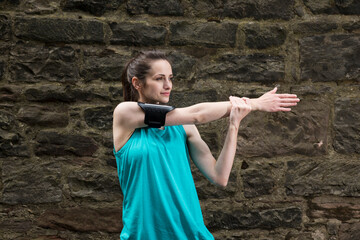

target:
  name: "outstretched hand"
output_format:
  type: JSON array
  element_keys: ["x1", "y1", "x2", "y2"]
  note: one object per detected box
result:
[
  {"x1": 229, "y1": 96, "x2": 252, "y2": 128},
  {"x1": 250, "y1": 87, "x2": 300, "y2": 112}
]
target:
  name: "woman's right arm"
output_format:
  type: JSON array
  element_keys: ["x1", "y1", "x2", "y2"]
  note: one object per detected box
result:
[{"x1": 113, "y1": 101, "x2": 233, "y2": 130}]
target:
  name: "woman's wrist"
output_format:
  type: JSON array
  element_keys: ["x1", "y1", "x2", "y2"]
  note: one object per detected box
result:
[{"x1": 248, "y1": 98, "x2": 260, "y2": 111}]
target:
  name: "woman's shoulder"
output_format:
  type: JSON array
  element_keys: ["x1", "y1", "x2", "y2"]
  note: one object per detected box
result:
[{"x1": 113, "y1": 101, "x2": 138, "y2": 114}]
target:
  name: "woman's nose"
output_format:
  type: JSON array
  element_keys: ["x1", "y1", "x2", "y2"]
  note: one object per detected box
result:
[{"x1": 163, "y1": 79, "x2": 172, "y2": 89}]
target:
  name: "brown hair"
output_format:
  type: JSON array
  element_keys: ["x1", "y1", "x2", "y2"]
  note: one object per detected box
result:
[{"x1": 121, "y1": 51, "x2": 169, "y2": 101}]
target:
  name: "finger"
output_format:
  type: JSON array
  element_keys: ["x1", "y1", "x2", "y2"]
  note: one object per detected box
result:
[
  {"x1": 270, "y1": 87, "x2": 277, "y2": 94},
  {"x1": 279, "y1": 102, "x2": 298, "y2": 107},
  {"x1": 277, "y1": 107, "x2": 292, "y2": 112},
  {"x1": 280, "y1": 98, "x2": 300, "y2": 102},
  {"x1": 278, "y1": 94, "x2": 298, "y2": 98}
]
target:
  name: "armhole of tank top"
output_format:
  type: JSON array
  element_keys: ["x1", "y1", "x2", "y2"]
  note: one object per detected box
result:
[{"x1": 114, "y1": 129, "x2": 136, "y2": 155}]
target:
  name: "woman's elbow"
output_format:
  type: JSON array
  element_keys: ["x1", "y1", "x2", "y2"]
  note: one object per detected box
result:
[{"x1": 213, "y1": 177, "x2": 228, "y2": 188}]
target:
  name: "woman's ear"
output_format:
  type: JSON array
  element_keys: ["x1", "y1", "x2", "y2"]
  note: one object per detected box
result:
[{"x1": 132, "y1": 77, "x2": 141, "y2": 90}]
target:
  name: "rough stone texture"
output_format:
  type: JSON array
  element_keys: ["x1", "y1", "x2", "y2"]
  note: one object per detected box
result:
[
  {"x1": 35, "y1": 131, "x2": 98, "y2": 156},
  {"x1": 17, "y1": 105, "x2": 69, "y2": 127},
  {"x1": 170, "y1": 21, "x2": 237, "y2": 48},
  {"x1": 110, "y1": 22, "x2": 167, "y2": 46},
  {"x1": 62, "y1": 0, "x2": 123, "y2": 16},
  {"x1": 244, "y1": 23, "x2": 287, "y2": 49},
  {"x1": 38, "y1": 207, "x2": 122, "y2": 232},
  {"x1": 84, "y1": 106, "x2": 113, "y2": 130},
  {"x1": 0, "y1": 130, "x2": 29, "y2": 157},
  {"x1": 68, "y1": 169, "x2": 121, "y2": 201},
  {"x1": 206, "y1": 207, "x2": 302, "y2": 230},
  {"x1": 0, "y1": 110, "x2": 14, "y2": 130},
  {"x1": 310, "y1": 196, "x2": 360, "y2": 221},
  {"x1": 127, "y1": 0, "x2": 183, "y2": 16},
  {"x1": 285, "y1": 159, "x2": 360, "y2": 197},
  {"x1": 0, "y1": 14, "x2": 11, "y2": 40},
  {"x1": 0, "y1": 61, "x2": 4, "y2": 80},
  {"x1": 333, "y1": 98, "x2": 360, "y2": 154},
  {"x1": 167, "y1": 51, "x2": 197, "y2": 81},
  {"x1": 292, "y1": 20, "x2": 338, "y2": 35},
  {"x1": 304, "y1": 0, "x2": 360, "y2": 15},
  {"x1": 339, "y1": 222, "x2": 360, "y2": 240},
  {"x1": 168, "y1": 89, "x2": 218, "y2": 108},
  {"x1": 14, "y1": 17, "x2": 105, "y2": 43},
  {"x1": 81, "y1": 48, "x2": 128, "y2": 82},
  {"x1": 198, "y1": 53, "x2": 284, "y2": 83},
  {"x1": 1, "y1": 160, "x2": 62, "y2": 204},
  {"x1": 190, "y1": 0, "x2": 295, "y2": 20},
  {"x1": 21, "y1": 0, "x2": 59, "y2": 15},
  {"x1": 0, "y1": 86, "x2": 20, "y2": 102},
  {"x1": 242, "y1": 169, "x2": 275, "y2": 198},
  {"x1": 9, "y1": 43, "x2": 79, "y2": 83},
  {"x1": 24, "y1": 84, "x2": 110, "y2": 103},
  {"x1": 300, "y1": 34, "x2": 360, "y2": 82}
]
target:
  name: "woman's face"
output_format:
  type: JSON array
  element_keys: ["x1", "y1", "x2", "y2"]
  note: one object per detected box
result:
[{"x1": 138, "y1": 60, "x2": 173, "y2": 104}]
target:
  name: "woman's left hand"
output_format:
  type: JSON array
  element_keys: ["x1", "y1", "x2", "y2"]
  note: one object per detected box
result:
[{"x1": 229, "y1": 96, "x2": 252, "y2": 128}]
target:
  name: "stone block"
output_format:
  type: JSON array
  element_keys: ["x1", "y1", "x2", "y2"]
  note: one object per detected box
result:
[
  {"x1": 21, "y1": 0, "x2": 58, "y2": 15},
  {"x1": 62, "y1": 0, "x2": 123, "y2": 16},
  {"x1": 1, "y1": 160, "x2": 62, "y2": 204},
  {"x1": 304, "y1": 0, "x2": 360, "y2": 15},
  {"x1": 0, "y1": 86, "x2": 20, "y2": 102},
  {"x1": 0, "y1": 61, "x2": 4, "y2": 80},
  {"x1": 68, "y1": 169, "x2": 121, "y2": 201},
  {"x1": 0, "y1": 130, "x2": 29, "y2": 157},
  {"x1": 222, "y1": 0, "x2": 295, "y2": 20},
  {"x1": 310, "y1": 196, "x2": 360, "y2": 221},
  {"x1": 14, "y1": 17, "x2": 105, "y2": 43},
  {"x1": 84, "y1": 106, "x2": 113, "y2": 130},
  {"x1": 170, "y1": 21, "x2": 237, "y2": 48},
  {"x1": 110, "y1": 22, "x2": 167, "y2": 46},
  {"x1": 292, "y1": 20, "x2": 338, "y2": 34},
  {"x1": 18, "y1": 105, "x2": 69, "y2": 127},
  {"x1": 205, "y1": 207, "x2": 302, "y2": 230},
  {"x1": 168, "y1": 89, "x2": 218, "y2": 108},
  {"x1": 0, "y1": 15, "x2": 11, "y2": 40},
  {"x1": 127, "y1": 0, "x2": 183, "y2": 16},
  {"x1": 197, "y1": 53, "x2": 284, "y2": 83},
  {"x1": 285, "y1": 159, "x2": 360, "y2": 197},
  {"x1": 242, "y1": 169, "x2": 275, "y2": 198},
  {"x1": 0, "y1": 110, "x2": 14, "y2": 130},
  {"x1": 343, "y1": 21, "x2": 360, "y2": 32},
  {"x1": 9, "y1": 43, "x2": 79, "y2": 83},
  {"x1": 333, "y1": 98, "x2": 360, "y2": 154},
  {"x1": 244, "y1": 23, "x2": 286, "y2": 49},
  {"x1": 38, "y1": 207, "x2": 122, "y2": 232},
  {"x1": 303, "y1": 0, "x2": 336, "y2": 14},
  {"x1": 81, "y1": 48, "x2": 129, "y2": 82},
  {"x1": 35, "y1": 131, "x2": 98, "y2": 156},
  {"x1": 25, "y1": 84, "x2": 111, "y2": 103},
  {"x1": 167, "y1": 51, "x2": 197, "y2": 81},
  {"x1": 339, "y1": 222, "x2": 360, "y2": 240},
  {"x1": 300, "y1": 34, "x2": 360, "y2": 82}
]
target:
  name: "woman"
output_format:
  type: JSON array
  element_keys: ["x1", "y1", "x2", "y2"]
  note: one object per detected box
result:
[{"x1": 113, "y1": 51, "x2": 299, "y2": 239}]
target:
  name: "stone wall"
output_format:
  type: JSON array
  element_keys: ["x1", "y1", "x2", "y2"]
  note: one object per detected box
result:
[{"x1": 0, "y1": 0, "x2": 359, "y2": 239}]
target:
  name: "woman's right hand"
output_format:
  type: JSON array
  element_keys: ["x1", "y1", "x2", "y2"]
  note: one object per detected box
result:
[{"x1": 229, "y1": 96, "x2": 252, "y2": 128}]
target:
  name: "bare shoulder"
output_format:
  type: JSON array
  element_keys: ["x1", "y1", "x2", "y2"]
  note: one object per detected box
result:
[{"x1": 113, "y1": 101, "x2": 137, "y2": 116}]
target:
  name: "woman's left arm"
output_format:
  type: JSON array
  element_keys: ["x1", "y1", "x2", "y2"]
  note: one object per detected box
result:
[{"x1": 184, "y1": 97, "x2": 251, "y2": 187}]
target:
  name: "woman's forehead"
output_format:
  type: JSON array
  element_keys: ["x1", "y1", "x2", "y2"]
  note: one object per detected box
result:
[{"x1": 149, "y1": 60, "x2": 172, "y2": 75}]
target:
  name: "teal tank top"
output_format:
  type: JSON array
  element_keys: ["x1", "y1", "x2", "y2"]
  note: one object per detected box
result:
[{"x1": 113, "y1": 125, "x2": 214, "y2": 240}]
